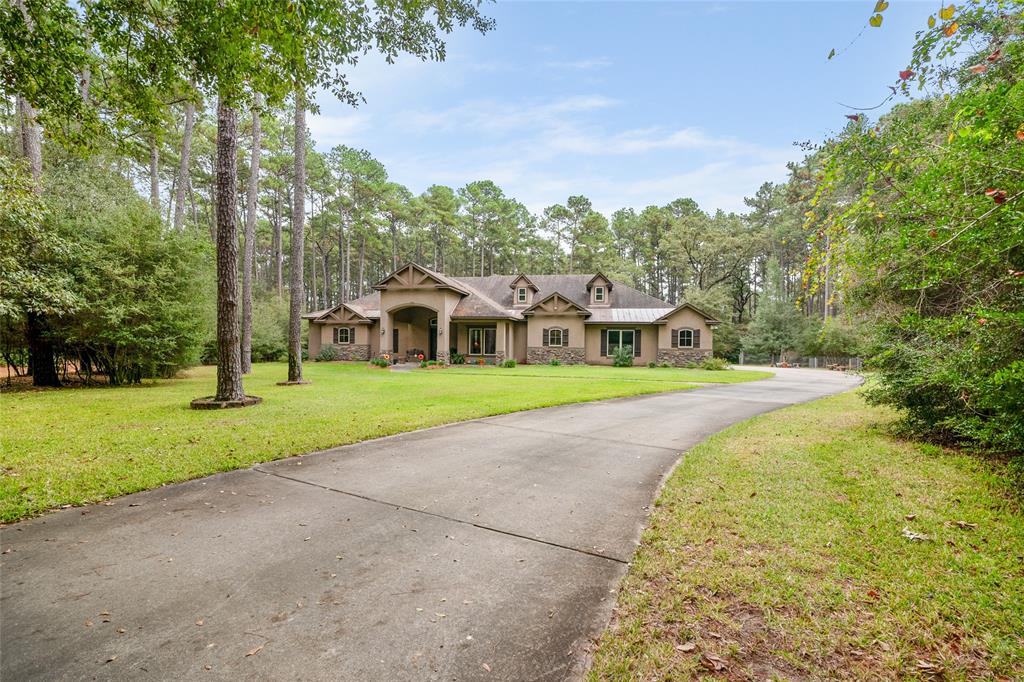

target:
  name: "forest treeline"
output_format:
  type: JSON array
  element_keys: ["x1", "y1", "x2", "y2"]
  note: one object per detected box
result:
[{"x1": 1, "y1": 1, "x2": 1020, "y2": 454}]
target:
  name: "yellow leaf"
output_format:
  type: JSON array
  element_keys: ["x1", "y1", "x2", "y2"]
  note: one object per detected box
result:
[
  {"x1": 874, "y1": 0, "x2": 889, "y2": 11},
  {"x1": 928, "y1": 15, "x2": 936, "y2": 28},
  {"x1": 944, "y1": 21, "x2": 958, "y2": 37},
  {"x1": 939, "y1": 4, "x2": 955, "y2": 20},
  {"x1": 947, "y1": 132, "x2": 955, "y2": 143},
  {"x1": 869, "y1": 14, "x2": 883, "y2": 27}
]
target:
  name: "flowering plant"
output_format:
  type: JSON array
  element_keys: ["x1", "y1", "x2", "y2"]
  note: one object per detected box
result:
[{"x1": 417, "y1": 353, "x2": 424, "y2": 361}]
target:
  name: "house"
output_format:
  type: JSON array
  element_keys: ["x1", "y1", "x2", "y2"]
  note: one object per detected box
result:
[{"x1": 304, "y1": 263, "x2": 720, "y2": 366}]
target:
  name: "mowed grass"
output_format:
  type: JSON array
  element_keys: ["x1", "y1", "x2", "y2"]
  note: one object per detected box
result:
[
  {"x1": 444, "y1": 364, "x2": 774, "y2": 383},
  {"x1": 0, "y1": 361, "x2": 714, "y2": 522},
  {"x1": 588, "y1": 390, "x2": 1024, "y2": 681}
]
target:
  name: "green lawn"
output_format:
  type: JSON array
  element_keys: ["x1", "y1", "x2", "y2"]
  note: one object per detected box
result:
[
  {"x1": 0, "y1": 361, "x2": 738, "y2": 523},
  {"x1": 444, "y1": 364, "x2": 774, "y2": 383},
  {"x1": 588, "y1": 390, "x2": 1024, "y2": 681}
]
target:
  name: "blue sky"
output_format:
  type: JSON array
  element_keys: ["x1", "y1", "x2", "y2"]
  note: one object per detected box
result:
[{"x1": 310, "y1": 1, "x2": 934, "y2": 215}]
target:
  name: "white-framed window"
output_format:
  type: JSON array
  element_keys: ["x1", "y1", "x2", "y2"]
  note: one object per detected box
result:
[
  {"x1": 517, "y1": 287, "x2": 527, "y2": 304},
  {"x1": 678, "y1": 328, "x2": 693, "y2": 348},
  {"x1": 594, "y1": 286, "x2": 605, "y2": 303},
  {"x1": 333, "y1": 327, "x2": 352, "y2": 344},
  {"x1": 469, "y1": 327, "x2": 497, "y2": 355},
  {"x1": 548, "y1": 328, "x2": 563, "y2": 346},
  {"x1": 606, "y1": 329, "x2": 635, "y2": 356}
]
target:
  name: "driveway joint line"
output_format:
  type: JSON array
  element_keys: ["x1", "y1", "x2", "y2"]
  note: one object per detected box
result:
[
  {"x1": 472, "y1": 420, "x2": 684, "y2": 453},
  {"x1": 254, "y1": 467, "x2": 631, "y2": 565}
]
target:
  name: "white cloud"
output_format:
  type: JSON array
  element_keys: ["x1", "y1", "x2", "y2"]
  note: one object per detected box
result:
[
  {"x1": 307, "y1": 112, "x2": 369, "y2": 148},
  {"x1": 543, "y1": 57, "x2": 612, "y2": 70}
]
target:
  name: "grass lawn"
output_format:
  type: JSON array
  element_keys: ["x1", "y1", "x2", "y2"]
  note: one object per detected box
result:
[
  {"x1": 444, "y1": 364, "x2": 774, "y2": 384},
  {"x1": 588, "y1": 390, "x2": 1024, "y2": 681},
  {"x1": 0, "y1": 361, "x2": 745, "y2": 523}
]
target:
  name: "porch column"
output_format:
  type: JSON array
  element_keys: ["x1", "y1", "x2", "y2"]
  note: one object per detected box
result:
[
  {"x1": 496, "y1": 321, "x2": 507, "y2": 363},
  {"x1": 436, "y1": 309, "x2": 450, "y2": 364},
  {"x1": 380, "y1": 310, "x2": 391, "y2": 357}
]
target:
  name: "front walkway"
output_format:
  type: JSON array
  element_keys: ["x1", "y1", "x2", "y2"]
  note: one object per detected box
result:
[{"x1": 1, "y1": 369, "x2": 860, "y2": 681}]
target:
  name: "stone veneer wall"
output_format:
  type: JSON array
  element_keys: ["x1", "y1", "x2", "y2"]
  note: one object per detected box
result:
[
  {"x1": 527, "y1": 347, "x2": 585, "y2": 365},
  {"x1": 326, "y1": 344, "x2": 371, "y2": 361},
  {"x1": 656, "y1": 348, "x2": 712, "y2": 366}
]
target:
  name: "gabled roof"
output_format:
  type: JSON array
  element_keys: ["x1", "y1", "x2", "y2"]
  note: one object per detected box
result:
[
  {"x1": 521, "y1": 291, "x2": 591, "y2": 317},
  {"x1": 304, "y1": 302, "x2": 372, "y2": 324},
  {"x1": 508, "y1": 274, "x2": 539, "y2": 291},
  {"x1": 585, "y1": 272, "x2": 613, "y2": 291},
  {"x1": 307, "y1": 265, "x2": 679, "y2": 322},
  {"x1": 654, "y1": 302, "x2": 723, "y2": 325},
  {"x1": 373, "y1": 262, "x2": 470, "y2": 295}
]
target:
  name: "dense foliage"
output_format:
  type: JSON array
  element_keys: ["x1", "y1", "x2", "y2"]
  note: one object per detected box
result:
[
  {"x1": 1, "y1": 158, "x2": 211, "y2": 384},
  {"x1": 808, "y1": 1, "x2": 1023, "y2": 451}
]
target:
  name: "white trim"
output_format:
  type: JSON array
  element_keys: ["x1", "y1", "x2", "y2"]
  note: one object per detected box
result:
[
  {"x1": 678, "y1": 328, "x2": 694, "y2": 348},
  {"x1": 548, "y1": 328, "x2": 564, "y2": 347},
  {"x1": 605, "y1": 328, "x2": 635, "y2": 356},
  {"x1": 593, "y1": 286, "x2": 605, "y2": 303},
  {"x1": 516, "y1": 287, "x2": 527, "y2": 304}
]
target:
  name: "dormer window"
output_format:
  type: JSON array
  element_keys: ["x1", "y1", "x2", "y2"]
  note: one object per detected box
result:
[
  {"x1": 517, "y1": 287, "x2": 527, "y2": 304},
  {"x1": 594, "y1": 286, "x2": 605, "y2": 303}
]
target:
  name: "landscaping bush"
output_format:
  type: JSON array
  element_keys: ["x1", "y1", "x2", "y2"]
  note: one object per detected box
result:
[
  {"x1": 647, "y1": 361, "x2": 656, "y2": 368},
  {"x1": 450, "y1": 352, "x2": 465, "y2": 365},
  {"x1": 369, "y1": 357, "x2": 389, "y2": 368},
  {"x1": 548, "y1": 358, "x2": 561, "y2": 366},
  {"x1": 701, "y1": 356, "x2": 730, "y2": 371},
  {"x1": 500, "y1": 359, "x2": 517, "y2": 368},
  {"x1": 611, "y1": 344, "x2": 633, "y2": 367},
  {"x1": 316, "y1": 346, "x2": 339, "y2": 362}
]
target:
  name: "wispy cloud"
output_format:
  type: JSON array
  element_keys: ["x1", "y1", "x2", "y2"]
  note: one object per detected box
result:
[
  {"x1": 543, "y1": 57, "x2": 612, "y2": 71},
  {"x1": 307, "y1": 113, "x2": 369, "y2": 148}
]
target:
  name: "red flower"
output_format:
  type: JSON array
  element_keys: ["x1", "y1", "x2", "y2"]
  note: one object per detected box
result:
[{"x1": 417, "y1": 353, "x2": 424, "y2": 360}]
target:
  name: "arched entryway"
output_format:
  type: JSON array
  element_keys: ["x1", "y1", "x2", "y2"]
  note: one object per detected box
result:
[{"x1": 390, "y1": 306, "x2": 439, "y2": 361}]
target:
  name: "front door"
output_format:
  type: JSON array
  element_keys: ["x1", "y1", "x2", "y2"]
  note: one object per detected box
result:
[
  {"x1": 392, "y1": 328, "x2": 399, "y2": 357},
  {"x1": 429, "y1": 318, "x2": 438, "y2": 361}
]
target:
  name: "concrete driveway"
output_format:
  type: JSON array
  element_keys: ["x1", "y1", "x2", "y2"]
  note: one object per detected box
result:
[{"x1": 1, "y1": 368, "x2": 860, "y2": 681}]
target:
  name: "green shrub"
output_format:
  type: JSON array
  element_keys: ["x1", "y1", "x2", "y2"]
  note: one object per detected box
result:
[
  {"x1": 316, "y1": 346, "x2": 339, "y2": 362},
  {"x1": 611, "y1": 344, "x2": 634, "y2": 367},
  {"x1": 549, "y1": 358, "x2": 561, "y2": 366},
  {"x1": 369, "y1": 357, "x2": 389, "y2": 368},
  {"x1": 450, "y1": 352, "x2": 465, "y2": 365},
  {"x1": 647, "y1": 361, "x2": 656, "y2": 368},
  {"x1": 701, "y1": 356, "x2": 730, "y2": 371},
  {"x1": 684, "y1": 361, "x2": 698, "y2": 369},
  {"x1": 660, "y1": 362, "x2": 671, "y2": 368},
  {"x1": 500, "y1": 359, "x2": 517, "y2": 368},
  {"x1": 419, "y1": 360, "x2": 427, "y2": 368}
]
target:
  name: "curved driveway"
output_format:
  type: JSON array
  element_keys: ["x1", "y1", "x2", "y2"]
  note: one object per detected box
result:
[{"x1": 1, "y1": 368, "x2": 860, "y2": 681}]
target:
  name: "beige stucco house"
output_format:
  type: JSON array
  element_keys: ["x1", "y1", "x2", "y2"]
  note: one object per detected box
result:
[{"x1": 304, "y1": 263, "x2": 720, "y2": 366}]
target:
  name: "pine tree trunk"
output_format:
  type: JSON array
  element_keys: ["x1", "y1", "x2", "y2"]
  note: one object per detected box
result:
[
  {"x1": 173, "y1": 100, "x2": 195, "y2": 232},
  {"x1": 274, "y1": 193, "x2": 283, "y2": 300},
  {"x1": 213, "y1": 98, "x2": 245, "y2": 401},
  {"x1": 287, "y1": 90, "x2": 306, "y2": 383},
  {"x1": 241, "y1": 94, "x2": 262, "y2": 374},
  {"x1": 357, "y1": 235, "x2": 365, "y2": 298},
  {"x1": 149, "y1": 138, "x2": 160, "y2": 212}
]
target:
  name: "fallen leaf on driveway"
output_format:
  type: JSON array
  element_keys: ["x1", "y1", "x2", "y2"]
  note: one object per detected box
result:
[
  {"x1": 104, "y1": 655, "x2": 117, "y2": 664},
  {"x1": 676, "y1": 642, "x2": 697, "y2": 653},
  {"x1": 84, "y1": 619, "x2": 94, "y2": 627},
  {"x1": 481, "y1": 663, "x2": 491, "y2": 672},
  {"x1": 245, "y1": 644, "x2": 264, "y2": 657},
  {"x1": 195, "y1": 620, "x2": 204, "y2": 626}
]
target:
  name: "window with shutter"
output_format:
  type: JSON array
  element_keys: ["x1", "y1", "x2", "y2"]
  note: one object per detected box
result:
[
  {"x1": 548, "y1": 328, "x2": 563, "y2": 347},
  {"x1": 678, "y1": 328, "x2": 694, "y2": 348}
]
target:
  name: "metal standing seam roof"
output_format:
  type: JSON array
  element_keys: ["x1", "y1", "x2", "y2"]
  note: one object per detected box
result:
[{"x1": 584, "y1": 308, "x2": 675, "y2": 323}]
